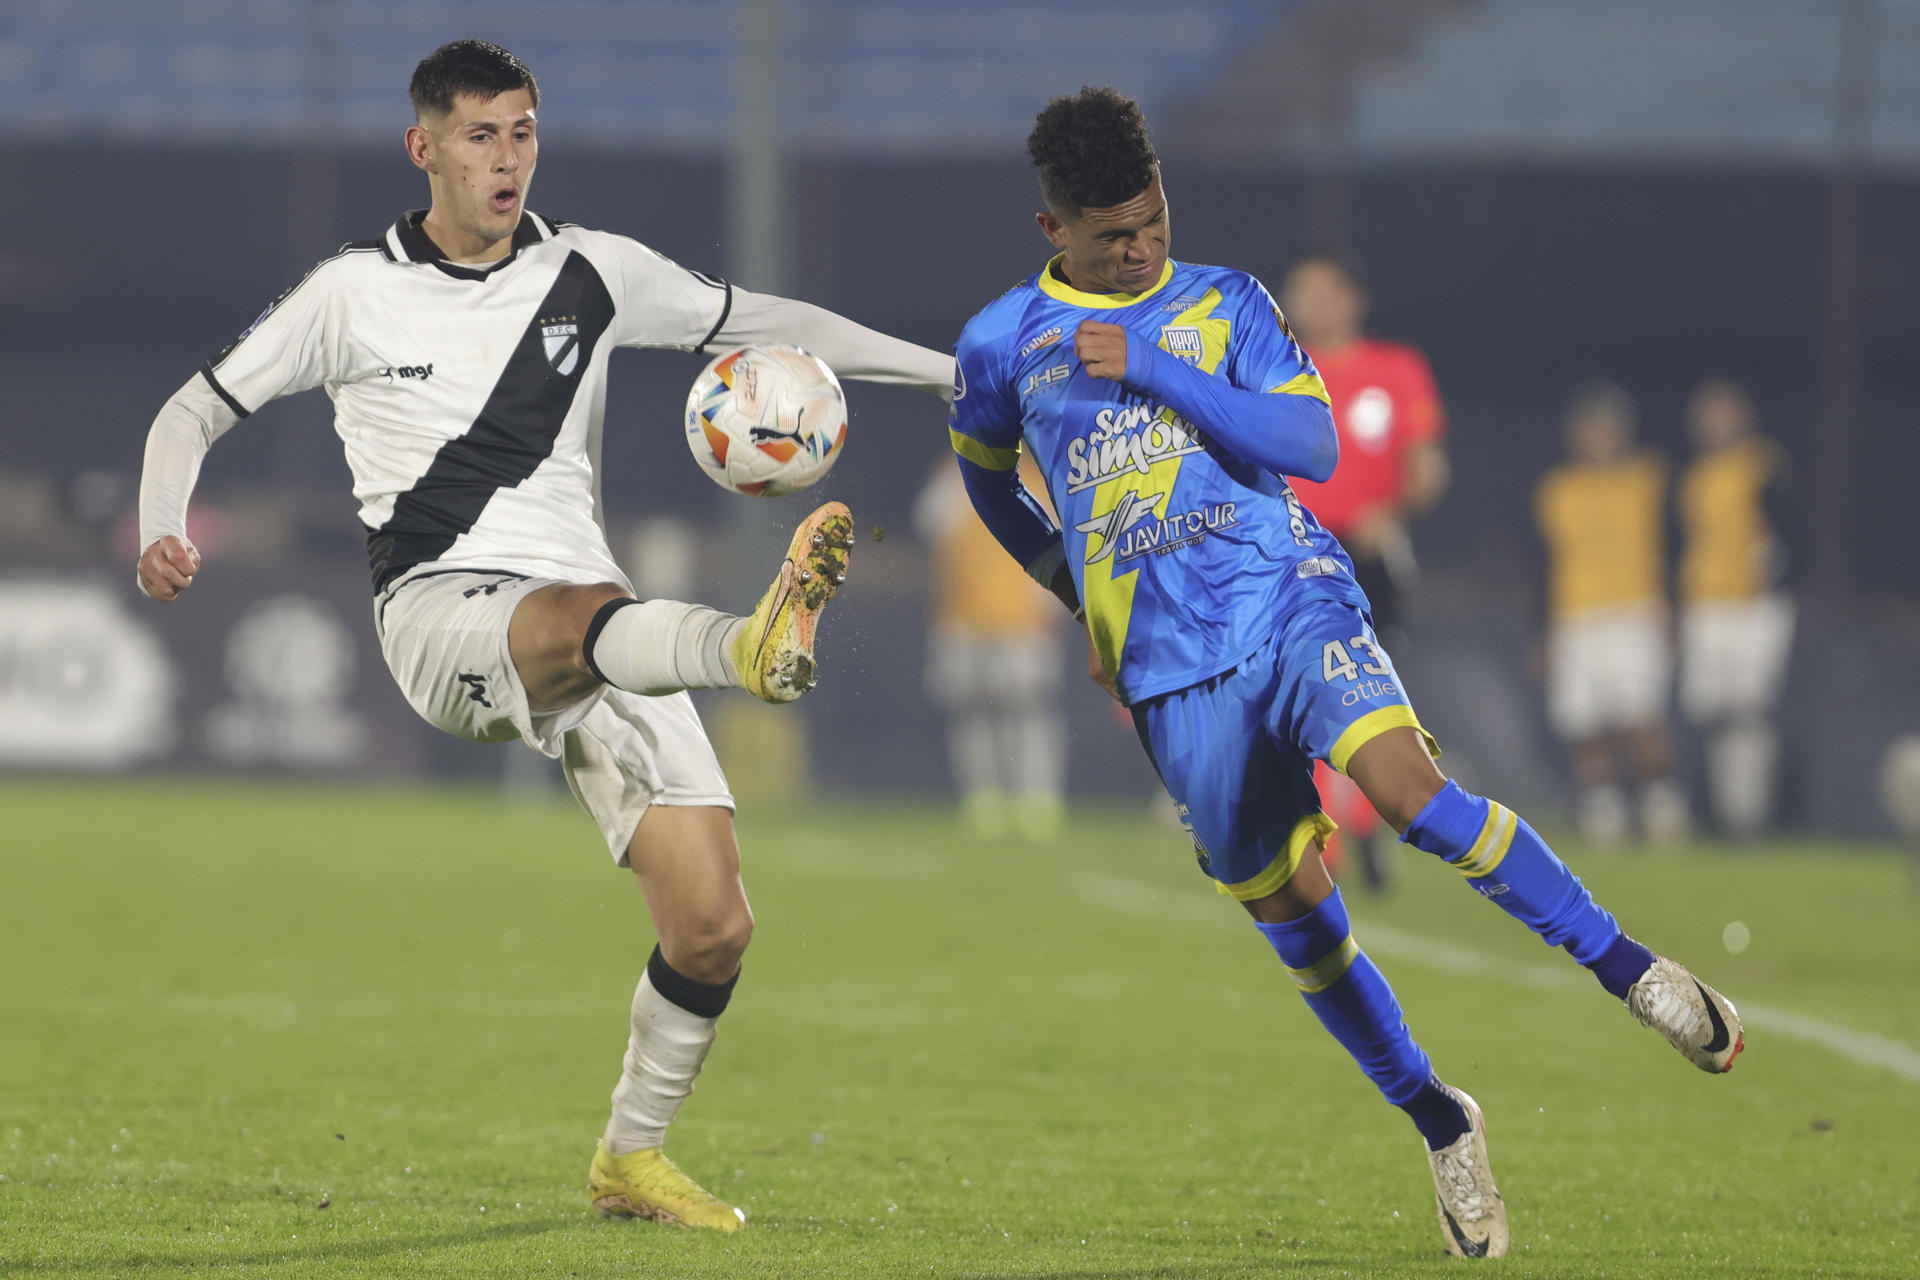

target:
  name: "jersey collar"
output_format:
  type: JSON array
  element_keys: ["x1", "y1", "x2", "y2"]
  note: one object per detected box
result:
[
  {"x1": 1035, "y1": 254, "x2": 1175, "y2": 309},
  {"x1": 384, "y1": 209, "x2": 557, "y2": 280}
]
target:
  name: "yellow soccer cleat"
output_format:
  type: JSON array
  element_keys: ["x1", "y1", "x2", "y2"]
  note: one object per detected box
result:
[
  {"x1": 732, "y1": 500, "x2": 854, "y2": 703},
  {"x1": 588, "y1": 1140, "x2": 746, "y2": 1231}
]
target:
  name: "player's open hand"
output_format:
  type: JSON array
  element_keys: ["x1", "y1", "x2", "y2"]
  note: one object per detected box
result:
[
  {"x1": 138, "y1": 535, "x2": 202, "y2": 602},
  {"x1": 1074, "y1": 321, "x2": 1129, "y2": 382}
]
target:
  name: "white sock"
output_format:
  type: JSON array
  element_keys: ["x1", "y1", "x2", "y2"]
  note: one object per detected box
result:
[
  {"x1": 1709, "y1": 719, "x2": 1778, "y2": 836},
  {"x1": 604, "y1": 971, "x2": 720, "y2": 1155},
  {"x1": 947, "y1": 707, "x2": 1001, "y2": 799},
  {"x1": 587, "y1": 599, "x2": 746, "y2": 696},
  {"x1": 1641, "y1": 776, "x2": 1692, "y2": 844},
  {"x1": 1578, "y1": 783, "x2": 1629, "y2": 847}
]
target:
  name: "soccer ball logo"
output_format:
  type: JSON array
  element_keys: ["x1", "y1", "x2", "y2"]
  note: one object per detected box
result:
[{"x1": 685, "y1": 344, "x2": 848, "y2": 497}]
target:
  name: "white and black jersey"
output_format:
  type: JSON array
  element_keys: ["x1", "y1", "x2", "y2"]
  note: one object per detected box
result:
[{"x1": 143, "y1": 209, "x2": 953, "y2": 594}]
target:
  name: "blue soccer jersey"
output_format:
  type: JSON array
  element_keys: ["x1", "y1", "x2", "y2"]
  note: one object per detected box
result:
[{"x1": 950, "y1": 256, "x2": 1368, "y2": 704}]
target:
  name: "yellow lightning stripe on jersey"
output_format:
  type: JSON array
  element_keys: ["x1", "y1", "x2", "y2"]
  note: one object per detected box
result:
[
  {"x1": 1269, "y1": 369, "x2": 1331, "y2": 403},
  {"x1": 1081, "y1": 448, "x2": 1185, "y2": 682},
  {"x1": 1157, "y1": 288, "x2": 1232, "y2": 374}
]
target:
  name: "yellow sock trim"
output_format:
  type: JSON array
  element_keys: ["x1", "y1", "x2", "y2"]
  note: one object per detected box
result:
[
  {"x1": 1286, "y1": 934, "x2": 1360, "y2": 994},
  {"x1": 1214, "y1": 813, "x2": 1336, "y2": 902},
  {"x1": 1453, "y1": 801, "x2": 1517, "y2": 878}
]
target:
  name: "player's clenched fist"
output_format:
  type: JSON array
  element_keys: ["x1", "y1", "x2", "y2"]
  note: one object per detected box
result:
[
  {"x1": 138, "y1": 535, "x2": 202, "y2": 602},
  {"x1": 1074, "y1": 320, "x2": 1130, "y2": 381}
]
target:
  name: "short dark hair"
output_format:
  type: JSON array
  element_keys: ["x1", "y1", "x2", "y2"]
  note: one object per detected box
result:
[
  {"x1": 1565, "y1": 378, "x2": 1638, "y2": 429},
  {"x1": 1287, "y1": 249, "x2": 1367, "y2": 293},
  {"x1": 1027, "y1": 86, "x2": 1158, "y2": 218},
  {"x1": 409, "y1": 40, "x2": 539, "y2": 120}
]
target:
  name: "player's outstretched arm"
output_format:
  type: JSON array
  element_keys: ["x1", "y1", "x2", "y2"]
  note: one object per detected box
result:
[
  {"x1": 1074, "y1": 321, "x2": 1339, "y2": 482},
  {"x1": 714, "y1": 288, "x2": 955, "y2": 399},
  {"x1": 135, "y1": 373, "x2": 241, "y2": 602},
  {"x1": 953, "y1": 454, "x2": 1076, "y2": 603}
]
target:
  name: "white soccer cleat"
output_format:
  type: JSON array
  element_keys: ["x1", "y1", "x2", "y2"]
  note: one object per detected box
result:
[
  {"x1": 1426, "y1": 1086, "x2": 1509, "y2": 1260},
  {"x1": 1626, "y1": 955, "x2": 1746, "y2": 1073}
]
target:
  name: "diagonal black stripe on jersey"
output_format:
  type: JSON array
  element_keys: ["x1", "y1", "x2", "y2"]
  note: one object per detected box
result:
[{"x1": 366, "y1": 251, "x2": 616, "y2": 592}]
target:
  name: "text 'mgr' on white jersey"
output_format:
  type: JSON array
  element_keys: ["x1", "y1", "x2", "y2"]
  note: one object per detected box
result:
[{"x1": 186, "y1": 210, "x2": 950, "y2": 594}]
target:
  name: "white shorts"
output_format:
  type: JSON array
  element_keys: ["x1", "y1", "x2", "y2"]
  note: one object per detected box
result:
[
  {"x1": 1547, "y1": 606, "x2": 1672, "y2": 739},
  {"x1": 1681, "y1": 594, "x2": 1795, "y2": 722},
  {"x1": 925, "y1": 629, "x2": 1062, "y2": 709},
  {"x1": 375, "y1": 572, "x2": 733, "y2": 861}
]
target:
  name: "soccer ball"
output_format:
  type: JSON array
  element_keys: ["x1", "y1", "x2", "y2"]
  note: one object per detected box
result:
[{"x1": 684, "y1": 344, "x2": 848, "y2": 497}]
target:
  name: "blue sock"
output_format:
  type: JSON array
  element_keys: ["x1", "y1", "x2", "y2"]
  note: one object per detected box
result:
[
  {"x1": 1256, "y1": 887, "x2": 1468, "y2": 1150},
  {"x1": 1404, "y1": 781, "x2": 1654, "y2": 999}
]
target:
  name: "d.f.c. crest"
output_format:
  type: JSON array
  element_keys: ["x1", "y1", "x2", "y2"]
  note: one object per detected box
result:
[{"x1": 541, "y1": 317, "x2": 581, "y2": 375}]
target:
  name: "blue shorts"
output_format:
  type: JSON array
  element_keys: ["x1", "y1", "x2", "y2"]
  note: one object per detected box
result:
[{"x1": 1130, "y1": 598, "x2": 1436, "y2": 901}]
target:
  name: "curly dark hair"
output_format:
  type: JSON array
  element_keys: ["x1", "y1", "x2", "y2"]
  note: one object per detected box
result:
[
  {"x1": 1026, "y1": 86, "x2": 1158, "y2": 217},
  {"x1": 409, "y1": 39, "x2": 540, "y2": 119}
]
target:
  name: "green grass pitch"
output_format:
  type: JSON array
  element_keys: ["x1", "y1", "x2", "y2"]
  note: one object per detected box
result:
[{"x1": 3, "y1": 778, "x2": 1916, "y2": 1278}]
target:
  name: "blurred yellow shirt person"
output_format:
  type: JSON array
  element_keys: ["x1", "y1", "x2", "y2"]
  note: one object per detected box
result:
[
  {"x1": 916, "y1": 456, "x2": 1066, "y2": 839},
  {"x1": 1533, "y1": 382, "x2": 1687, "y2": 846},
  {"x1": 1536, "y1": 451, "x2": 1666, "y2": 621},
  {"x1": 1676, "y1": 379, "x2": 1795, "y2": 836},
  {"x1": 929, "y1": 460, "x2": 1060, "y2": 639}
]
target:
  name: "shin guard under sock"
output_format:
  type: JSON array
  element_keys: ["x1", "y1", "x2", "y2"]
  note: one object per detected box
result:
[
  {"x1": 1404, "y1": 781, "x2": 1653, "y2": 998},
  {"x1": 1255, "y1": 887, "x2": 1466, "y2": 1149}
]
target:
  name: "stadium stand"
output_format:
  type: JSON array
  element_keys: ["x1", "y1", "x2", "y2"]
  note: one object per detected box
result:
[
  {"x1": 1345, "y1": 0, "x2": 1920, "y2": 162},
  {"x1": 0, "y1": 0, "x2": 1290, "y2": 148}
]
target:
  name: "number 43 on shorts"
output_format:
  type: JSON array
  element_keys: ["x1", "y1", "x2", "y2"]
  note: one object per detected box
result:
[{"x1": 1322, "y1": 636, "x2": 1390, "y2": 684}]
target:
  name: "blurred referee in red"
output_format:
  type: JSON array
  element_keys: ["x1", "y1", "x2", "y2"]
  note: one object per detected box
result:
[{"x1": 1282, "y1": 253, "x2": 1450, "y2": 892}]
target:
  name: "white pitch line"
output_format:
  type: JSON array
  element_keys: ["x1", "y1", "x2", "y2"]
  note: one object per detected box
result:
[{"x1": 1074, "y1": 871, "x2": 1920, "y2": 1087}]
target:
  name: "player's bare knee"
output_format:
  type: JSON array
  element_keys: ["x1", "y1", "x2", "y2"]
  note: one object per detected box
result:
[
  {"x1": 511, "y1": 582, "x2": 632, "y2": 710},
  {"x1": 562, "y1": 583, "x2": 632, "y2": 670},
  {"x1": 516, "y1": 582, "x2": 628, "y2": 665},
  {"x1": 1372, "y1": 784, "x2": 1442, "y2": 835},
  {"x1": 666, "y1": 907, "x2": 753, "y2": 983},
  {"x1": 1345, "y1": 728, "x2": 1447, "y2": 834},
  {"x1": 1241, "y1": 852, "x2": 1335, "y2": 923}
]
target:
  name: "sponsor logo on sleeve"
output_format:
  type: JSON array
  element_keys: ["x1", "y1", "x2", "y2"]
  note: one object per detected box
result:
[{"x1": 1018, "y1": 326, "x2": 1063, "y2": 356}]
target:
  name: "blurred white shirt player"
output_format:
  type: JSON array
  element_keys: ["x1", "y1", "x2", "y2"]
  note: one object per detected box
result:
[{"x1": 135, "y1": 39, "x2": 952, "y2": 1231}]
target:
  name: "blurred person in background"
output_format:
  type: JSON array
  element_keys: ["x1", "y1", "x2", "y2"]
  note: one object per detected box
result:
[
  {"x1": 1534, "y1": 381, "x2": 1689, "y2": 846},
  {"x1": 914, "y1": 456, "x2": 1066, "y2": 840},
  {"x1": 1677, "y1": 379, "x2": 1794, "y2": 837},
  {"x1": 1282, "y1": 252, "x2": 1449, "y2": 892}
]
